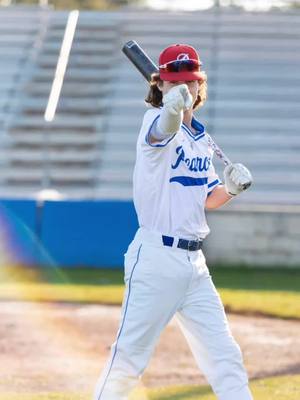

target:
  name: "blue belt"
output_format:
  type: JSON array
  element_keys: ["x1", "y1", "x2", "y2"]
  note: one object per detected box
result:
[{"x1": 162, "y1": 235, "x2": 203, "y2": 251}]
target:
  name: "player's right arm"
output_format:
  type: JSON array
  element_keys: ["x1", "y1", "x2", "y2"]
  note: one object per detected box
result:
[
  {"x1": 148, "y1": 84, "x2": 193, "y2": 144},
  {"x1": 206, "y1": 164, "x2": 253, "y2": 209}
]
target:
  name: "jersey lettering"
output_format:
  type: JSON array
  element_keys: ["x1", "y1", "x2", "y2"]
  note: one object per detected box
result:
[{"x1": 171, "y1": 145, "x2": 211, "y2": 172}]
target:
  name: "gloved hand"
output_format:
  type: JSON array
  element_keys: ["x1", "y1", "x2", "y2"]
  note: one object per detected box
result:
[
  {"x1": 162, "y1": 84, "x2": 193, "y2": 115},
  {"x1": 224, "y1": 163, "x2": 253, "y2": 196}
]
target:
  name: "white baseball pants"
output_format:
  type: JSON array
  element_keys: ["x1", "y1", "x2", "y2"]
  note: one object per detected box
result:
[{"x1": 94, "y1": 227, "x2": 253, "y2": 400}]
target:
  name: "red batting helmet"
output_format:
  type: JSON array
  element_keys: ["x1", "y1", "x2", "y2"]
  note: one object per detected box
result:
[{"x1": 158, "y1": 44, "x2": 204, "y2": 82}]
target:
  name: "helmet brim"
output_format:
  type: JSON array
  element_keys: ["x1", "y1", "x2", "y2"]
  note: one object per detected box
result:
[{"x1": 159, "y1": 70, "x2": 205, "y2": 82}]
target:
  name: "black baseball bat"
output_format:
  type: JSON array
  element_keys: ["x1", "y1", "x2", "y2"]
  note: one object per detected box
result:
[{"x1": 122, "y1": 40, "x2": 158, "y2": 82}]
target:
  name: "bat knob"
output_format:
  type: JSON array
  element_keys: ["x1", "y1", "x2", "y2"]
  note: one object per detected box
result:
[{"x1": 242, "y1": 181, "x2": 252, "y2": 190}]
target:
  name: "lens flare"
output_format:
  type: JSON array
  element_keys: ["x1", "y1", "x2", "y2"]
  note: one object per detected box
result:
[
  {"x1": 0, "y1": 202, "x2": 69, "y2": 297},
  {"x1": 0, "y1": 202, "x2": 94, "y2": 396}
]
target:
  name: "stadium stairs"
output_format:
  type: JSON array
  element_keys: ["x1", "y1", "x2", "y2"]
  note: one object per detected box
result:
[
  {"x1": 0, "y1": 7, "x2": 299, "y2": 204},
  {"x1": 0, "y1": 7, "x2": 119, "y2": 198}
]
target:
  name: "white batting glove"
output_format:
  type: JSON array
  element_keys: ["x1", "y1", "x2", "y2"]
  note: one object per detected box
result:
[
  {"x1": 162, "y1": 84, "x2": 193, "y2": 115},
  {"x1": 224, "y1": 163, "x2": 253, "y2": 196}
]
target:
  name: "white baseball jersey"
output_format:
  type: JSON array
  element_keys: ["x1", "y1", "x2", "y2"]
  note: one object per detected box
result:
[
  {"x1": 95, "y1": 110, "x2": 252, "y2": 400},
  {"x1": 133, "y1": 108, "x2": 221, "y2": 240}
]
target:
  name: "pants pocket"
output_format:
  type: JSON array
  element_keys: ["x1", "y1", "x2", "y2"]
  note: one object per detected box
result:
[{"x1": 124, "y1": 242, "x2": 142, "y2": 284}]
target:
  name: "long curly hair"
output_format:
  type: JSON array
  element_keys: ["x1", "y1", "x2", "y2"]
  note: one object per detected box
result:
[{"x1": 145, "y1": 72, "x2": 208, "y2": 110}]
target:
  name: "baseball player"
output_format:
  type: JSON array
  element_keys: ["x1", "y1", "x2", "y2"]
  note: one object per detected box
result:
[{"x1": 94, "y1": 44, "x2": 253, "y2": 400}]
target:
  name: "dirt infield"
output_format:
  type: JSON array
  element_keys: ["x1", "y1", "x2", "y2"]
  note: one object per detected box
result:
[{"x1": 0, "y1": 301, "x2": 299, "y2": 394}]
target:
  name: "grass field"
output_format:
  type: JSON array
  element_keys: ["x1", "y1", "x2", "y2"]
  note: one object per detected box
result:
[
  {"x1": 0, "y1": 266, "x2": 299, "y2": 399},
  {"x1": 0, "y1": 265, "x2": 299, "y2": 319},
  {"x1": 147, "y1": 374, "x2": 300, "y2": 399},
  {"x1": 0, "y1": 375, "x2": 299, "y2": 399}
]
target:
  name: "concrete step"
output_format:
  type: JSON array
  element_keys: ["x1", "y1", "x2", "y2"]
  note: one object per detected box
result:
[
  {"x1": 212, "y1": 117, "x2": 300, "y2": 132},
  {"x1": 0, "y1": 81, "x2": 20, "y2": 91},
  {"x1": 0, "y1": 34, "x2": 36, "y2": 45},
  {"x1": 214, "y1": 89, "x2": 300, "y2": 103},
  {"x1": 22, "y1": 97, "x2": 108, "y2": 108},
  {"x1": 41, "y1": 41, "x2": 116, "y2": 54},
  {"x1": 9, "y1": 116, "x2": 102, "y2": 132},
  {"x1": 38, "y1": 54, "x2": 117, "y2": 68},
  {"x1": 7, "y1": 149, "x2": 98, "y2": 163},
  {"x1": 218, "y1": 150, "x2": 300, "y2": 167},
  {"x1": 0, "y1": 186, "x2": 97, "y2": 199},
  {"x1": 212, "y1": 134, "x2": 300, "y2": 150},
  {"x1": 0, "y1": 167, "x2": 96, "y2": 181},
  {"x1": 237, "y1": 188, "x2": 300, "y2": 204},
  {"x1": 22, "y1": 99, "x2": 109, "y2": 115},
  {"x1": 9, "y1": 132, "x2": 102, "y2": 146},
  {"x1": 24, "y1": 82, "x2": 111, "y2": 97},
  {"x1": 124, "y1": 35, "x2": 215, "y2": 49},
  {"x1": 100, "y1": 149, "x2": 137, "y2": 162},
  {"x1": 252, "y1": 172, "x2": 300, "y2": 186},
  {"x1": 218, "y1": 47, "x2": 300, "y2": 59},
  {"x1": 215, "y1": 67, "x2": 300, "y2": 80},
  {"x1": 98, "y1": 169, "x2": 133, "y2": 184},
  {"x1": 46, "y1": 29, "x2": 118, "y2": 41},
  {"x1": 103, "y1": 132, "x2": 139, "y2": 146},
  {"x1": 0, "y1": 69, "x2": 26, "y2": 78},
  {"x1": 214, "y1": 107, "x2": 299, "y2": 120},
  {"x1": 95, "y1": 185, "x2": 132, "y2": 200},
  {"x1": 0, "y1": 25, "x2": 39, "y2": 33},
  {"x1": 105, "y1": 120, "x2": 142, "y2": 132},
  {"x1": 32, "y1": 68, "x2": 115, "y2": 82},
  {"x1": 125, "y1": 22, "x2": 300, "y2": 39}
]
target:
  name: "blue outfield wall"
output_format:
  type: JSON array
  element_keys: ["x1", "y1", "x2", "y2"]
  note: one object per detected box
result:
[
  {"x1": 41, "y1": 200, "x2": 138, "y2": 268},
  {"x1": 0, "y1": 199, "x2": 139, "y2": 268}
]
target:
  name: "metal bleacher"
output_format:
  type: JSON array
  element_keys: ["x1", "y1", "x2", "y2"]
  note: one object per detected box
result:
[
  {"x1": 0, "y1": 8, "x2": 119, "y2": 198},
  {"x1": 0, "y1": 7, "x2": 299, "y2": 204},
  {"x1": 0, "y1": 8, "x2": 45, "y2": 180},
  {"x1": 98, "y1": 9, "x2": 300, "y2": 203}
]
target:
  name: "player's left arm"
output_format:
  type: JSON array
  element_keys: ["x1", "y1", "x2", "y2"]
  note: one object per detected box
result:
[{"x1": 205, "y1": 163, "x2": 253, "y2": 210}]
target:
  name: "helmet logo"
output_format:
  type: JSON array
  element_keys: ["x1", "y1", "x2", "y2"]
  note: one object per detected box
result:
[{"x1": 176, "y1": 53, "x2": 190, "y2": 61}]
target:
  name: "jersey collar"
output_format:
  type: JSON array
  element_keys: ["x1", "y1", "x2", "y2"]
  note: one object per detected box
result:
[{"x1": 182, "y1": 117, "x2": 205, "y2": 141}]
